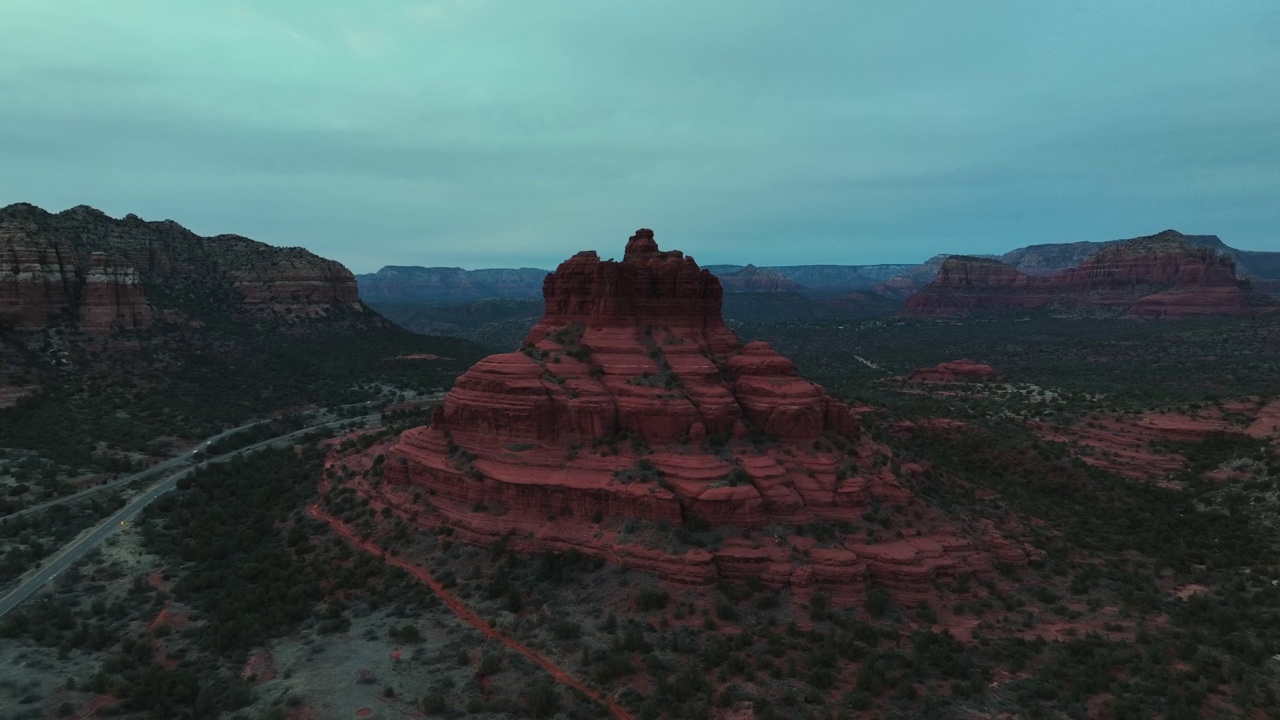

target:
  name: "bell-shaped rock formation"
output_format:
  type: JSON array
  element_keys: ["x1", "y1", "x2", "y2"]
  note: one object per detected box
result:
[{"x1": 378, "y1": 230, "x2": 1032, "y2": 594}]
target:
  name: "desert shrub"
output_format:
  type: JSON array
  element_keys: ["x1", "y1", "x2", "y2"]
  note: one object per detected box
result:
[
  {"x1": 550, "y1": 619, "x2": 581, "y2": 640},
  {"x1": 866, "y1": 587, "x2": 893, "y2": 618},
  {"x1": 636, "y1": 587, "x2": 670, "y2": 612},
  {"x1": 478, "y1": 653, "x2": 502, "y2": 677}
]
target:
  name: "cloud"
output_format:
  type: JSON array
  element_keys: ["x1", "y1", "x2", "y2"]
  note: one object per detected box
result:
[{"x1": 0, "y1": 0, "x2": 1277, "y2": 272}]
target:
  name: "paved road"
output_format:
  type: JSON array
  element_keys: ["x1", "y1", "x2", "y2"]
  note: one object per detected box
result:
[
  {"x1": 1, "y1": 398, "x2": 402, "y2": 522},
  {"x1": 0, "y1": 412, "x2": 380, "y2": 619},
  {"x1": 2, "y1": 419, "x2": 266, "y2": 521}
]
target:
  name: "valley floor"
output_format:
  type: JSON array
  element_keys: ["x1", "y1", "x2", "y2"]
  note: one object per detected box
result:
[{"x1": 2, "y1": 314, "x2": 1280, "y2": 718}]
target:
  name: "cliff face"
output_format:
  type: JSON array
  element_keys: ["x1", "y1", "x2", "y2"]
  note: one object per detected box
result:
[
  {"x1": 999, "y1": 241, "x2": 1109, "y2": 276},
  {"x1": 77, "y1": 252, "x2": 152, "y2": 333},
  {"x1": 379, "y1": 229, "x2": 1031, "y2": 593},
  {"x1": 872, "y1": 255, "x2": 953, "y2": 301},
  {"x1": 528, "y1": 230, "x2": 738, "y2": 340},
  {"x1": 905, "y1": 231, "x2": 1262, "y2": 317},
  {"x1": 223, "y1": 246, "x2": 360, "y2": 317},
  {"x1": 357, "y1": 266, "x2": 550, "y2": 302},
  {"x1": 0, "y1": 203, "x2": 364, "y2": 332},
  {"x1": 1, "y1": 225, "x2": 152, "y2": 334},
  {"x1": 899, "y1": 256, "x2": 1037, "y2": 315}
]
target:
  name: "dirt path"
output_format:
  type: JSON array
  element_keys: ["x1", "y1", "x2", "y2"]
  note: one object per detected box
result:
[{"x1": 307, "y1": 504, "x2": 634, "y2": 720}]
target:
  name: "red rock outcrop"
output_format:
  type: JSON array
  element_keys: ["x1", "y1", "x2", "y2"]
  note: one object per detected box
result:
[
  {"x1": 0, "y1": 203, "x2": 363, "y2": 332},
  {"x1": 378, "y1": 230, "x2": 1032, "y2": 595},
  {"x1": 0, "y1": 231, "x2": 77, "y2": 331},
  {"x1": 227, "y1": 248, "x2": 361, "y2": 317},
  {"x1": 872, "y1": 255, "x2": 951, "y2": 302},
  {"x1": 1029, "y1": 407, "x2": 1258, "y2": 482},
  {"x1": 905, "y1": 231, "x2": 1264, "y2": 318},
  {"x1": 908, "y1": 360, "x2": 1000, "y2": 383},
  {"x1": 1246, "y1": 399, "x2": 1280, "y2": 441},
  {"x1": 999, "y1": 241, "x2": 1111, "y2": 277},
  {"x1": 77, "y1": 252, "x2": 152, "y2": 333},
  {"x1": 1, "y1": 228, "x2": 152, "y2": 334}
]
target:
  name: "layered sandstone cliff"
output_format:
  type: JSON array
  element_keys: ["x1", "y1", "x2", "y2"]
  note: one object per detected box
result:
[
  {"x1": 378, "y1": 230, "x2": 1033, "y2": 594},
  {"x1": 0, "y1": 203, "x2": 364, "y2": 332},
  {"x1": 875, "y1": 232, "x2": 1280, "y2": 302},
  {"x1": 905, "y1": 231, "x2": 1262, "y2": 317},
  {"x1": 1, "y1": 226, "x2": 152, "y2": 334},
  {"x1": 77, "y1": 252, "x2": 152, "y2": 333}
]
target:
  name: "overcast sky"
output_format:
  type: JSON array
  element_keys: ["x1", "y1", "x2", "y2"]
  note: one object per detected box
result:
[{"x1": 2, "y1": 1, "x2": 1278, "y2": 272}]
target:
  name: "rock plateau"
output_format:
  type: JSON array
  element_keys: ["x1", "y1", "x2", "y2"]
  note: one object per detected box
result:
[
  {"x1": 376, "y1": 230, "x2": 1033, "y2": 597},
  {"x1": 905, "y1": 231, "x2": 1266, "y2": 317}
]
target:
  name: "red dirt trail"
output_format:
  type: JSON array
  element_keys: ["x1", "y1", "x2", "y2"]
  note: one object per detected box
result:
[{"x1": 307, "y1": 504, "x2": 633, "y2": 720}]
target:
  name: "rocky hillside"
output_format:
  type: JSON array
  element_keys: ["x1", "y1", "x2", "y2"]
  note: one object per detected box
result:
[
  {"x1": 0, "y1": 203, "x2": 365, "y2": 333},
  {"x1": 356, "y1": 265, "x2": 550, "y2": 303},
  {"x1": 999, "y1": 241, "x2": 1112, "y2": 276},
  {"x1": 377, "y1": 228, "x2": 1031, "y2": 593},
  {"x1": 905, "y1": 230, "x2": 1267, "y2": 317},
  {"x1": 995, "y1": 234, "x2": 1250, "y2": 276}
]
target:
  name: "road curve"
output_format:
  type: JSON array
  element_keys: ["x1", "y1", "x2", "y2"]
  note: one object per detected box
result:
[{"x1": 0, "y1": 413, "x2": 380, "y2": 619}]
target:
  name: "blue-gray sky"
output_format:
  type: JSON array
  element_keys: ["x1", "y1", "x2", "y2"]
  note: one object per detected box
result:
[{"x1": 2, "y1": 1, "x2": 1278, "y2": 271}]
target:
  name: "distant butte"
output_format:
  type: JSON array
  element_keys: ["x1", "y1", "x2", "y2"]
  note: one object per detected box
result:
[
  {"x1": 367, "y1": 230, "x2": 1034, "y2": 596},
  {"x1": 908, "y1": 360, "x2": 1000, "y2": 384},
  {"x1": 904, "y1": 230, "x2": 1269, "y2": 318}
]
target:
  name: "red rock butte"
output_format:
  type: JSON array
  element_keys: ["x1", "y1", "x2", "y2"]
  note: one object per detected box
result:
[
  {"x1": 904, "y1": 230, "x2": 1267, "y2": 318},
  {"x1": 908, "y1": 360, "x2": 1000, "y2": 384},
  {"x1": 380, "y1": 230, "x2": 1032, "y2": 593}
]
